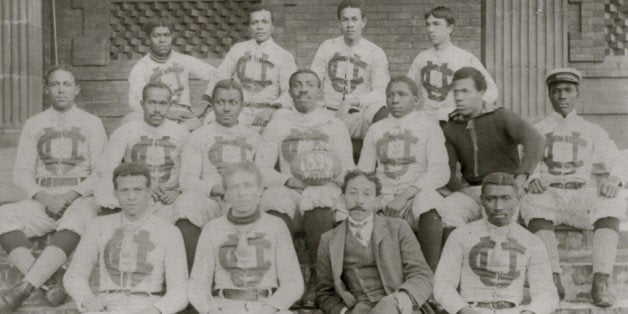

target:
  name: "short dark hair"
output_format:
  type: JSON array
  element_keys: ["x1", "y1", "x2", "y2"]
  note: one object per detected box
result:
[
  {"x1": 249, "y1": 4, "x2": 274, "y2": 24},
  {"x1": 289, "y1": 69, "x2": 321, "y2": 89},
  {"x1": 142, "y1": 81, "x2": 172, "y2": 101},
  {"x1": 481, "y1": 172, "x2": 517, "y2": 195},
  {"x1": 342, "y1": 169, "x2": 381, "y2": 196},
  {"x1": 425, "y1": 6, "x2": 455, "y2": 25},
  {"x1": 453, "y1": 67, "x2": 487, "y2": 92},
  {"x1": 386, "y1": 76, "x2": 419, "y2": 97},
  {"x1": 212, "y1": 79, "x2": 244, "y2": 103},
  {"x1": 145, "y1": 18, "x2": 173, "y2": 36},
  {"x1": 44, "y1": 64, "x2": 78, "y2": 85},
  {"x1": 113, "y1": 161, "x2": 151, "y2": 190},
  {"x1": 221, "y1": 161, "x2": 263, "y2": 189},
  {"x1": 337, "y1": 0, "x2": 364, "y2": 19}
]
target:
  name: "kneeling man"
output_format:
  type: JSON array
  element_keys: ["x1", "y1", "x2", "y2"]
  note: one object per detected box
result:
[
  {"x1": 317, "y1": 170, "x2": 433, "y2": 314},
  {"x1": 434, "y1": 172, "x2": 558, "y2": 314},
  {"x1": 64, "y1": 161, "x2": 188, "y2": 313},
  {"x1": 188, "y1": 162, "x2": 304, "y2": 313}
]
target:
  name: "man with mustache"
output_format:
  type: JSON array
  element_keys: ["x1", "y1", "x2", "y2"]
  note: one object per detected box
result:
[
  {"x1": 126, "y1": 18, "x2": 217, "y2": 131},
  {"x1": 520, "y1": 68, "x2": 627, "y2": 307},
  {"x1": 434, "y1": 172, "x2": 558, "y2": 314},
  {"x1": 96, "y1": 81, "x2": 189, "y2": 223},
  {"x1": 175, "y1": 79, "x2": 260, "y2": 272},
  {"x1": 0, "y1": 65, "x2": 106, "y2": 312},
  {"x1": 188, "y1": 161, "x2": 303, "y2": 314},
  {"x1": 316, "y1": 170, "x2": 433, "y2": 314},
  {"x1": 203, "y1": 4, "x2": 297, "y2": 133}
]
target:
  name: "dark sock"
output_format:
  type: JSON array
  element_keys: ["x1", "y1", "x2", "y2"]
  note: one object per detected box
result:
[
  {"x1": 417, "y1": 209, "x2": 443, "y2": 272},
  {"x1": 303, "y1": 207, "x2": 334, "y2": 264},
  {"x1": 442, "y1": 226, "x2": 455, "y2": 247},
  {"x1": 0, "y1": 230, "x2": 32, "y2": 253},
  {"x1": 527, "y1": 218, "x2": 554, "y2": 233},
  {"x1": 175, "y1": 219, "x2": 201, "y2": 273},
  {"x1": 49, "y1": 230, "x2": 80, "y2": 256}
]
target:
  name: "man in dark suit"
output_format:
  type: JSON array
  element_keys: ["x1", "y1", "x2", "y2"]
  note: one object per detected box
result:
[{"x1": 316, "y1": 170, "x2": 433, "y2": 313}]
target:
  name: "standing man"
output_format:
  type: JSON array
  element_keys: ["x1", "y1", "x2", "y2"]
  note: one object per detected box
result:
[
  {"x1": 0, "y1": 65, "x2": 106, "y2": 312},
  {"x1": 203, "y1": 4, "x2": 297, "y2": 133},
  {"x1": 175, "y1": 79, "x2": 260, "y2": 272},
  {"x1": 520, "y1": 68, "x2": 626, "y2": 307},
  {"x1": 311, "y1": 0, "x2": 390, "y2": 160},
  {"x1": 97, "y1": 82, "x2": 189, "y2": 223},
  {"x1": 407, "y1": 6, "x2": 498, "y2": 123},
  {"x1": 127, "y1": 18, "x2": 217, "y2": 131},
  {"x1": 316, "y1": 170, "x2": 434, "y2": 314},
  {"x1": 188, "y1": 161, "x2": 303, "y2": 314},
  {"x1": 356, "y1": 76, "x2": 449, "y2": 272},
  {"x1": 64, "y1": 161, "x2": 188, "y2": 314},
  {"x1": 255, "y1": 69, "x2": 354, "y2": 308},
  {"x1": 434, "y1": 172, "x2": 558, "y2": 314}
]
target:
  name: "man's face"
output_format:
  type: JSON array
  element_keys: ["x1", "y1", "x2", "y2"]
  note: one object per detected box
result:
[
  {"x1": 549, "y1": 82, "x2": 578, "y2": 117},
  {"x1": 142, "y1": 87, "x2": 171, "y2": 127},
  {"x1": 249, "y1": 10, "x2": 274, "y2": 43},
  {"x1": 453, "y1": 77, "x2": 484, "y2": 118},
  {"x1": 114, "y1": 175, "x2": 151, "y2": 219},
  {"x1": 344, "y1": 175, "x2": 378, "y2": 221},
  {"x1": 149, "y1": 26, "x2": 173, "y2": 57},
  {"x1": 386, "y1": 81, "x2": 416, "y2": 118},
  {"x1": 426, "y1": 15, "x2": 452, "y2": 46},
  {"x1": 46, "y1": 69, "x2": 79, "y2": 112},
  {"x1": 290, "y1": 72, "x2": 320, "y2": 113},
  {"x1": 482, "y1": 184, "x2": 518, "y2": 227},
  {"x1": 213, "y1": 88, "x2": 243, "y2": 128},
  {"x1": 338, "y1": 7, "x2": 365, "y2": 42},
  {"x1": 224, "y1": 171, "x2": 263, "y2": 217}
]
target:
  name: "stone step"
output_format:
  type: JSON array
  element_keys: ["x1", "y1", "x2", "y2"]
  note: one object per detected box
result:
[
  {"x1": 559, "y1": 263, "x2": 628, "y2": 304},
  {"x1": 555, "y1": 300, "x2": 628, "y2": 314}
]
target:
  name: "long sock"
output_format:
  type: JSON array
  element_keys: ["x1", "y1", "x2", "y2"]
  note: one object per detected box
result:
[
  {"x1": 175, "y1": 218, "x2": 201, "y2": 273},
  {"x1": 535, "y1": 230, "x2": 561, "y2": 274},
  {"x1": 593, "y1": 228, "x2": 618, "y2": 275},
  {"x1": 24, "y1": 246, "x2": 66, "y2": 288},
  {"x1": 417, "y1": 209, "x2": 443, "y2": 272},
  {"x1": 8, "y1": 247, "x2": 35, "y2": 275}
]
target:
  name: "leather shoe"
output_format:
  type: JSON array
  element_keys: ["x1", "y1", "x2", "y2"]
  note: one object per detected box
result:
[
  {"x1": 42, "y1": 283, "x2": 66, "y2": 307},
  {"x1": 0, "y1": 281, "x2": 35, "y2": 313},
  {"x1": 553, "y1": 272, "x2": 565, "y2": 300},
  {"x1": 302, "y1": 267, "x2": 317, "y2": 309},
  {"x1": 591, "y1": 272, "x2": 614, "y2": 307}
]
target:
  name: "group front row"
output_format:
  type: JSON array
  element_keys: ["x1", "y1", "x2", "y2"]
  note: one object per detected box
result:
[{"x1": 0, "y1": 63, "x2": 625, "y2": 313}]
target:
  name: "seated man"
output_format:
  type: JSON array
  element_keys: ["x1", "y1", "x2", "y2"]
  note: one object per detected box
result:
[
  {"x1": 174, "y1": 79, "x2": 260, "y2": 271},
  {"x1": 188, "y1": 161, "x2": 303, "y2": 314},
  {"x1": 356, "y1": 76, "x2": 449, "y2": 272},
  {"x1": 64, "y1": 161, "x2": 188, "y2": 313},
  {"x1": 316, "y1": 170, "x2": 434, "y2": 314},
  {"x1": 441, "y1": 67, "x2": 544, "y2": 231},
  {"x1": 434, "y1": 172, "x2": 558, "y2": 314},
  {"x1": 0, "y1": 65, "x2": 106, "y2": 312},
  {"x1": 255, "y1": 69, "x2": 354, "y2": 307},
  {"x1": 520, "y1": 68, "x2": 627, "y2": 307},
  {"x1": 96, "y1": 81, "x2": 189, "y2": 223}
]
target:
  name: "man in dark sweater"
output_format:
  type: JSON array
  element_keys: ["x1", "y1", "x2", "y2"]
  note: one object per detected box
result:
[{"x1": 440, "y1": 67, "x2": 544, "y2": 231}]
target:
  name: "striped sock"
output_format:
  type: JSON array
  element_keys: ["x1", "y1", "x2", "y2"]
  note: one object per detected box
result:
[
  {"x1": 536, "y1": 230, "x2": 561, "y2": 273},
  {"x1": 23, "y1": 246, "x2": 66, "y2": 288},
  {"x1": 593, "y1": 228, "x2": 618, "y2": 275},
  {"x1": 8, "y1": 247, "x2": 35, "y2": 275}
]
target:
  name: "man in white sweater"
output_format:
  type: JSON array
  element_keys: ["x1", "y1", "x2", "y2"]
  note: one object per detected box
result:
[
  {"x1": 188, "y1": 161, "x2": 303, "y2": 314},
  {"x1": 434, "y1": 172, "x2": 558, "y2": 314},
  {"x1": 64, "y1": 161, "x2": 188, "y2": 314},
  {"x1": 407, "y1": 6, "x2": 498, "y2": 123},
  {"x1": 203, "y1": 4, "x2": 297, "y2": 133}
]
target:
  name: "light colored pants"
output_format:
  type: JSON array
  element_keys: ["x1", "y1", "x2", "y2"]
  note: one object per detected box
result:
[
  {"x1": 173, "y1": 190, "x2": 224, "y2": 227},
  {"x1": 439, "y1": 187, "x2": 483, "y2": 227},
  {"x1": 81, "y1": 293, "x2": 160, "y2": 313},
  {"x1": 260, "y1": 184, "x2": 341, "y2": 220}
]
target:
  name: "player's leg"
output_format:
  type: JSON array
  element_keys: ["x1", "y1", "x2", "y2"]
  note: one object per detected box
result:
[
  {"x1": 260, "y1": 186, "x2": 300, "y2": 238},
  {"x1": 409, "y1": 189, "x2": 450, "y2": 272}
]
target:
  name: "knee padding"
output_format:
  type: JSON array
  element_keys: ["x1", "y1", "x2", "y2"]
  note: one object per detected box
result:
[{"x1": 594, "y1": 217, "x2": 619, "y2": 232}]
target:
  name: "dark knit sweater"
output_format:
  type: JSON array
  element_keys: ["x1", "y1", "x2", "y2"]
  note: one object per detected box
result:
[{"x1": 443, "y1": 108, "x2": 544, "y2": 191}]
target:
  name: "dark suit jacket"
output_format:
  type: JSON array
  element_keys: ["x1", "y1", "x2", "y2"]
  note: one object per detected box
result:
[{"x1": 316, "y1": 214, "x2": 434, "y2": 314}]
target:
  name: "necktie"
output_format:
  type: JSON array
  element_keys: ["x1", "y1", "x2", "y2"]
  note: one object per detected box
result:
[{"x1": 348, "y1": 220, "x2": 368, "y2": 247}]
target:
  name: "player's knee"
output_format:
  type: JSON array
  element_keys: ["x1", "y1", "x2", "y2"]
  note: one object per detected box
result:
[
  {"x1": 527, "y1": 218, "x2": 554, "y2": 233},
  {"x1": 594, "y1": 217, "x2": 619, "y2": 232},
  {"x1": 260, "y1": 187, "x2": 297, "y2": 218}
]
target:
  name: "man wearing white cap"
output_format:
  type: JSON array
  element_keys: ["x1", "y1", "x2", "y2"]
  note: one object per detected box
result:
[{"x1": 520, "y1": 67, "x2": 626, "y2": 307}]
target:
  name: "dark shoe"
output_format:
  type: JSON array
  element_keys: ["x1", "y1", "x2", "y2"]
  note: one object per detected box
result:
[
  {"x1": 42, "y1": 283, "x2": 66, "y2": 307},
  {"x1": 0, "y1": 281, "x2": 35, "y2": 313},
  {"x1": 553, "y1": 272, "x2": 565, "y2": 300},
  {"x1": 302, "y1": 267, "x2": 317, "y2": 309},
  {"x1": 591, "y1": 272, "x2": 614, "y2": 307}
]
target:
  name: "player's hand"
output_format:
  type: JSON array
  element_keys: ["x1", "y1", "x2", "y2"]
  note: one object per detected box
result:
[
  {"x1": 394, "y1": 291, "x2": 413, "y2": 314},
  {"x1": 252, "y1": 107, "x2": 277, "y2": 127},
  {"x1": 457, "y1": 306, "x2": 482, "y2": 314},
  {"x1": 384, "y1": 194, "x2": 411, "y2": 217},
  {"x1": 62, "y1": 190, "x2": 81, "y2": 204},
  {"x1": 255, "y1": 304, "x2": 279, "y2": 314},
  {"x1": 460, "y1": 187, "x2": 482, "y2": 204},
  {"x1": 151, "y1": 188, "x2": 163, "y2": 203},
  {"x1": 81, "y1": 296, "x2": 105, "y2": 311},
  {"x1": 515, "y1": 173, "x2": 528, "y2": 196},
  {"x1": 35, "y1": 192, "x2": 70, "y2": 220},
  {"x1": 285, "y1": 178, "x2": 307, "y2": 191},
  {"x1": 210, "y1": 184, "x2": 224, "y2": 198},
  {"x1": 599, "y1": 175, "x2": 621, "y2": 198},
  {"x1": 131, "y1": 305, "x2": 161, "y2": 314},
  {"x1": 159, "y1": 189, "x2": 181, "y2": 205},
  {"x1": 527, "y1": 179, "x2": 546, "y2": 194}
]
